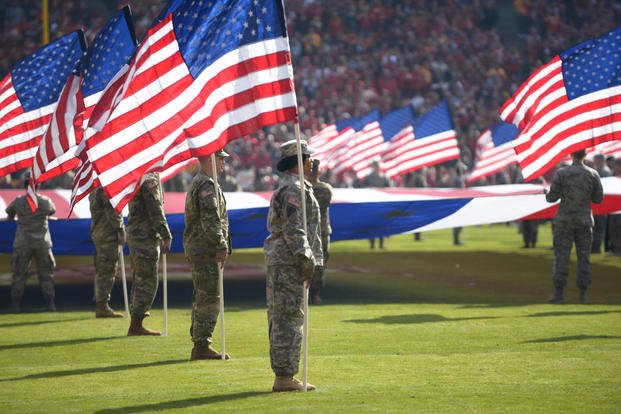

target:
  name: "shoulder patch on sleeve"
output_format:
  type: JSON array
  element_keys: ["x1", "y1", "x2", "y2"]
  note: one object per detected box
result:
[{"x1": 287, "y1": 195, "x2": 300, "y2": 208}]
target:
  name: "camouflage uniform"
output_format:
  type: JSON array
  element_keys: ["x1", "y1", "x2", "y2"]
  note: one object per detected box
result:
[
  {"x1": 127, "y1": 173, "x2": 172, "y2": 318},
  {"x1": 264, "y1": 172, "x2": 323, "y2": 377},
  {"x1": 546, "y1": 161, "x2": 603, "y2": 291},
  {"x1": 310, "y1": 179, "x2": 332, "y2": 295},
  {"x1": 5, "y1": 194, "x2": 56, "y2": 309},
  {"x1": 89, "y1": 187, "x2": 125, "y2": 303},
  {"x1": 184, "y1": 169, "x2": 230, "y2": 347}
]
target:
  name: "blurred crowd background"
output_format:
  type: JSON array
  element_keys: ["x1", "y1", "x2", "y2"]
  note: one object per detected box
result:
[{"x1": 1, "y1": 0, "x2": 620, "y2": 193}]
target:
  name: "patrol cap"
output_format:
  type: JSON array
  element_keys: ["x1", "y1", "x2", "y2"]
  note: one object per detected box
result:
[{"x1": 276, "y1": 139, "x2": 315, "y2": 172}]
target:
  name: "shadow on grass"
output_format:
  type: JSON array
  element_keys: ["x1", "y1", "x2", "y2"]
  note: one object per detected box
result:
[
  {"x1": 523, "y1": 335, "x2": 621, "y2": 344},
  {"x1": 0, "y1": 317, "x2": 91, "y2": 328},
  {"x1": 0, "y1": 335, "x2": 121, "y2": 351},
  {"x1": 1, "y1": 359, "x2": 188, "y2": 382},
  {"x1": 344, "y1": 313, "x2": 498, "y2": 324},
  {"x1": 95, "y1": 391, "x2": 270, "y2": 413},
  {"x1": 525, "y1": 310, "x2": 621, "y2": 318}
]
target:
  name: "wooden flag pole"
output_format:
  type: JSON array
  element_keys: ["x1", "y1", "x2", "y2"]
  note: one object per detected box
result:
[
  {"x1": 118, "y1": 247, "x2": 130, "y2": 317},
  {"x1": 211, "y1": 153, "x2": 226, "y2": 360},
  {"x1": 162, "y1": 253, "x2": 168, "y2": 337},
  {"x1": 293, "y1": 122, "x2": 310, "y2": 391}
]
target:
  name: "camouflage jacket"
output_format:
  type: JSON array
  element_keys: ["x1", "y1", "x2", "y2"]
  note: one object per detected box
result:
[
  {"x1": 89, "y1": 187, "x2": 124, "y2": 243},
  {"x1": 127, "y1": 173, "x2": 172, "y2": 243},
  {"x1": 312, "y1": 179, "x2": 332, "y2": 243},
  {"x1": 546, "y1": 161, "x2": 604, "y2": 226},
  {"x1": 5, "y1": 194, "x2": 56, "y2": 248},
  {"x1": 264, "y1": 173, "x2": 323, "y2": 266},
  {"x1": 183, "y1": 169, "x2": 230, "y2": 257}
]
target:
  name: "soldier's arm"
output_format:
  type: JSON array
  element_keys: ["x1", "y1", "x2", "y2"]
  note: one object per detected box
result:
[
  {"x1": 592, "y1": 174, "x2": 604, "y2": 204},
  {"x1": 5, "y1": 201, "x2": 16, "y2": 221},
  {"x1": 281, "y1": 188, "x2": 315, "y2": 266},
  {"x1": 545, "y1": 172, "x2": 561, "y2": 203},
  {"x1": 197, "y1": 181, "x2": 228, "y2": 251},
  {"x1": 143, "y1": 179, "x2": 172, "y2": 241}
]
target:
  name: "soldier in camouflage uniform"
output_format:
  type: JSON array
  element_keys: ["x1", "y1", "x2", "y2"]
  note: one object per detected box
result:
[
  {"x1": 309, "y1": 159, "x2": 332, "y2": 305},
  {"x1": 265, "y1": 139, "x2": 323, "y2": 392},
  {"x1": 545, "y1": 150, "x2": 603, "y2": 304},
  {"x1": 184, "y1": 149, "x2": 231, "y2": 360},
  {"x1": 89, "y1": 186, "x2": 125, "y2": 318},
  {"x1": 5, "y1": 174, "x2": 56, "y2": 312},
  {"x1": 126, "y1": 172, "x2": 172, "y2": 335}
]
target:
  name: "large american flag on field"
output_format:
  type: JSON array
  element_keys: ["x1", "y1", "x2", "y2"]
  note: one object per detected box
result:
[
  {"x1": 500, "y1": 25, "x2": 621, "y2": 181},
  {"x1": 465, "y1": 121, "x2": 519, "y2": 185},
  {"x1": 382, "y1": 102, "x2": 460, "y2": 178},
  {"x1": 309, "y1": 110, "x2": 380, "y2": 170},
  {"x1": 84, "y1": 0, "x2": 297, "y2": 212},
  {"x1": 0, "y1": 31, "x2": 85, "y2": 178},
  {"x1": 29, "y1": 8, "x2": 137, "y2": 212}
]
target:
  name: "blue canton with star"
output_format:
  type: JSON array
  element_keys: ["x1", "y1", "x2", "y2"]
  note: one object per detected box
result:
[
  {"x1": 561, "y1": 25, "x2": 621, "y2": 101},
  {"x1": 172, "y1": 0, "x2": 288, "y2": 79},
  {"x1": 11, "y1": 31, "x2": 86, "y2": 112},
  {"x1": 82, "y1": 7, "x2": 137, "y2": 97}
]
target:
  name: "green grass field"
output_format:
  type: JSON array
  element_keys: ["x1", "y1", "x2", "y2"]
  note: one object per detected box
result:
[{"x1": 1, "y1": 223, "x2": 620, "y2": 413}]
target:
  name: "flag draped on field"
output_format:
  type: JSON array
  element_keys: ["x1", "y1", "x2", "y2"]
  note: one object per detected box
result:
[
  {"x1": 466, "y1": 121, "x2": 519, "y2": 184},
  {"x1": 28, "y1": 7, "x2": 137, "y2": 211},
  {"x1": 500, "y1": 25, "x2": 621, "y2": 181},
  {"x1": 382, "y1": 102, "x2": 460, "y2": 178},
  {"x1": 84, "y1": 0, "x2": 297, "y2": 212},
  {"x1": 0, "y1": 31, "x2": 86, "y2": 178}
]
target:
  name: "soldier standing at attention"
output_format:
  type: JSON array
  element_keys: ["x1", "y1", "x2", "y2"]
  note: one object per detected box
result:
[
  {"x1": 6, "y1": 172, "x2": 57, "y2": 312},
  {"x1": 265, "y1": 139, "x2": 323, "y2": 392},
  {"x1": 89, "y1": 186, "x2": 125, "y2": 318},
  {"x1": 545, "y1": 149, "x2": 603, "y2": 304},
  {"x1": 184, "y1": 149, "x2": 231, "y2": 360},
  {"x1": 126, "y1": 172, "x2": 172, "y2": 335},
  {"x1": 309, "y1": 159, "x2": 332, "y2": 305}
]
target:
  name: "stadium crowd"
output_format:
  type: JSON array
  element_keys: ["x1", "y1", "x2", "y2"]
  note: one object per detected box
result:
[{"x1": 1, "y1": 0, "x2": 620, "y2": 192}]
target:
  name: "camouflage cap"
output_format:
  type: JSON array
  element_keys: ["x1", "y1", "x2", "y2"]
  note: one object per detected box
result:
[{"x1": 276, "y1": 139, "x2": 315, "y2": 172}]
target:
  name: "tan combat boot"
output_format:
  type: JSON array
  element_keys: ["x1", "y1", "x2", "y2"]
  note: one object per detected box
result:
[
  {"x1": 95, "y1": 302, "x2": 124, "y2": 318},
  {"x1": 127, "y1": 316, "x2": 161, "y2": 336},
  {"x1": 272, "y1": 376, "x2": 316, "y2": 392},
  {"x1": 190, "y1": 344, "x2": 230, "y2": 360}
]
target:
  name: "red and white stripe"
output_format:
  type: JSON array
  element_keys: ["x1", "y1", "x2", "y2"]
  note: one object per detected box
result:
[
  {"x1": 381, "y1": 125, "x2": 460, "y2": 178},
  {"x1": 500, "y1": 56, "x2": 621, "y2": 181},
  {"x1": 465, "y1": 129, "x2": 517, "y2": 184},
  {"x1": 0, "y1": 75, "x2": 55, "y2": 177},
  {"x1": 85, "y1": 16, "x2": 297, "y2": 212},
  {"x1": 308, "y1": 124, "x2": 354, "y2": 167},
  {"x1": 331, "y1": 121, "x2": 387, "y2": 178}
]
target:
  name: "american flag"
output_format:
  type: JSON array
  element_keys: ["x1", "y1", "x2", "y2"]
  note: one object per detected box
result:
[
  {"x1": 63, "y1": 8, "x2": 137, "y2": 211},
  {"x1": 465, "y1": 121, "x2": 518, "y2": 185},
  {"x1": 0, "y1": 31, "x2": 85, "y2": 178},
  {"x1": 382, "y1": 102, "x2": 460, "y2": 178},
  {"x1": 500, "y1": 25, "x2": 621, "y2": 181},
  {"x1": 309, "y1": 114, "x2": 367, "y2": 169},
  {"x1": 85, "y1": 0, "x2": 297, "y2": 212},
  {"x1": 350, "y1": 105, "x2": 416, "y2": 178}
]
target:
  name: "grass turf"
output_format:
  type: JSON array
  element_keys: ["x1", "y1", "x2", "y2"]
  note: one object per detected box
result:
[{"x1": 0, "y1": 223, "x2": 620, "y2": 413}]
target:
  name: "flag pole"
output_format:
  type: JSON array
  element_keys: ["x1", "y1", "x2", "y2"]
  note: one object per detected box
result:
[
  {"x1": 162, "y1": 253, "x2": 168, "y2": 336},
  {"x1": 42, "y1": 0, "x2": 49, "y2": 45},
  {"x1": 293, "y1": 121, "x2": 310, "y2": 391},
  {"x1": 118, "y1": 247, "x2": 130, "y2": 317},
  {"x1": 211, "y1": 153, "x2": 226, "y2": 359}
]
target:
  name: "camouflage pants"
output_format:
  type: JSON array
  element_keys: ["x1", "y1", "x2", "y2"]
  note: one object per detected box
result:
[
  {"x1": 11, "y1": 246, "x2": 55, "y2": 305},
  {"x1": 266, "y1": 264, "x2": 304, "y2": 377},
  {"x1": 610, "y1": 214, "x2": 621, "y2": 255},
  {"x1": 520, "y1": 220, "x2": 539, "y2": 247},
  {"x1": 552, "y1": 221, "x2": 592, "y2": 290},
  {"x1": 129, "y1": 241, "x2": 160, "y2": 318},
  {"x1": 592, "y1": 215, "x2": 607, "y2": 252},
  {"x1": 93, "y1": 241, "x2": 119, "y2": 303},
  {"x1": 310, "y1": 246, "x2": 329, "y2": 293},
  {"x1": 188, "y1": 255, "x2": 220, "y2": 346}
]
